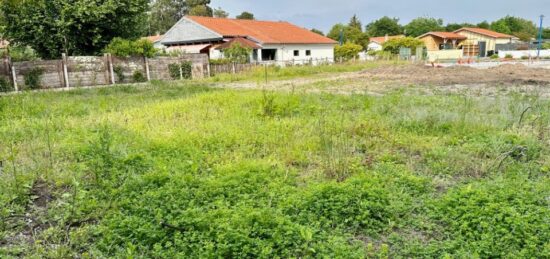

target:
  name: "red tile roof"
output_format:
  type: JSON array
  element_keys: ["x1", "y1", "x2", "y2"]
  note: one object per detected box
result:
[
  {"x1": 216, "y1": 37, "x2": 261, "y2": 50},
  {"x1": 419, "y1": 32, "x2": 467, "y2": 40},
  {"x1": 454, "y1": 27, "x2": 517, "y2": 39},
  {"x1": 187, "y1": 16, "x2": 337, "y2": 44},
  {"x1": 369, "y1": 35, "x2": 405, "y2": 44}
]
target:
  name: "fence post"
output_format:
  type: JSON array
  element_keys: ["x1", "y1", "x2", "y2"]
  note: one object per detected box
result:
[
  {"x1": 232, "y1": 62, "x2": 236, "y2": 74},
  {"x1": 108, "y1": 54, "x2": 115, "y2": 84},
  {"x1": 11, "y1": 64, "x2": 18, "y2": 92},
  {"x1": 144, "y1": 57, "x2": 151, "y2": 81},
  {"x1": 179, "y1": 64, "x2": 183, "y2": 80},
  {"x1": 207, "y1": 63, "x2": 211, "y2": 77},
  {"x1": 62, "y1": 53, "x2": 70, "y2": 89}
]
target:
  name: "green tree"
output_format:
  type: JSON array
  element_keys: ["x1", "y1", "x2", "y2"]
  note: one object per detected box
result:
[
  {"x1": 349, "y1": 15, "x2": 362, "y2": 31},
  {"x1": 311, "y1": 28, "x2": 324, "y2": 36},
  {"x1": 445, "y1": 23, "x2": 475, "y2": 32},
  {"x1": 404, "y1": 17, "x2": 444, "y2": 37},
  {"x1": 328, "y1": 24, "x2": 368, "y2": 49},
  {"x1": 223, "y1": 43, "x2": 251, "y2": 63},
  {"x1": 365, "y1": 16, "x2": 403, "y2": 37},
  {"x1": 543, "y1": 28, "x2": 550, "y2": 39},
  {"x1": 334, "y1": 42, "x2": 363, "y2": 61},
  {"x1": 213, "y1": 7, "x2": 229, "y2": 18},
  {"x1": 477, "y1": 21, "x2": 490, "y2": 29},
  {"x1": 104, "y1": 38, "x2": 157, "y2": 58},
  {"x1": 1, "y1": 0, "x2": 148, "y2": 59},
  {"x1": 236, "y1": 11, "x2": 254, "y2": 20},
  {"x1": 490, "y1": 16, "x2": 537, "y2": 40},
  {"x1": 188, "y1": 4, "x2": 212, "y2": 16},
  {"x1": 148, "y1": 0, "x2": 187, "y2": 35},
  {"x1": 382, "y1": 37, "x2": 424, "y2": 54}
]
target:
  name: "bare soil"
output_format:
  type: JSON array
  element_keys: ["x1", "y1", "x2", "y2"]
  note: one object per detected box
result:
[{"x1": 215, "y1": 64, "x2": 550, "y2": 97}]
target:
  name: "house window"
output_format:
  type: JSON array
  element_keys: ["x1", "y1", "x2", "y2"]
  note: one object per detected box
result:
[
  {"x1": 293, "y1": 50, "x2": 299, "y2": 56},
  {"x1": 306, "y1": 50, "x2": 311, "y2": 56}
]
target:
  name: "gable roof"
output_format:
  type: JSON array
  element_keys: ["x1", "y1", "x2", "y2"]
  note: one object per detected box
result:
[
  {"x1": 216, "y1": 37, "x2": 261, "y2": 50},
  {"x1": 454, "y1": 27, "x2": 517, "y2": 39},
  {"x1": 418, "y1": 32, "x2": 467, "y2": 40},
  {"x1": 369, "y1": 35, "x2": 405, "y2": 44},
  {"x1": 187, "y1": 16, "x2": 337, "y2": 45},
  {"x1": 144, "y1": 35, "x2": 164, "y2": 43}
]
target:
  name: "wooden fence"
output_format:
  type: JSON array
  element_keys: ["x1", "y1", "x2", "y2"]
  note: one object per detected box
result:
[{"x1": 0, "y1": 53, "x2": 208, "y2": 91}]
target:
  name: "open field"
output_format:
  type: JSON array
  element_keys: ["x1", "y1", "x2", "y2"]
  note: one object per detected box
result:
[{"x1": 1, "y1": 63, "x2": 550, "y2": 258}]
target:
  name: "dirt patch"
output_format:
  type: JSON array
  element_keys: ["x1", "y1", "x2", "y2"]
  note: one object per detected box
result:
[{"x1": 360, "y1": 64, "x2": 550, "y2": 86}]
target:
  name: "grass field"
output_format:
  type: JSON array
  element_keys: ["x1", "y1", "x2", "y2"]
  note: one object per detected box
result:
[{"x1": 1, "y1": 65, "x2": 550, "y2": 258}]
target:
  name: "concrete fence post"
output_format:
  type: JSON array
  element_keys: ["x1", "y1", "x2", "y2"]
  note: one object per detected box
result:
[
  {"x1": 144, "y1": 57, "x2": 151, "y2": 81},
  {"x1": 11, "y1": 65, "x2": 18, "y2": 92},
  {"x1": 62, "y1": 53, "x2": 70, "y2": 89},
  {"x1": 232, "y1": 62, "x2": 236, "y2": 74},
  {"x1": 207, "y1": 63, "x2": 211, "y2": 78},
  {"x1": 109, "y1": 54, "x2": 115, "y2": 84},
  {"x1": 179, "y1": 64, "x2": 183, "y2": 80}
]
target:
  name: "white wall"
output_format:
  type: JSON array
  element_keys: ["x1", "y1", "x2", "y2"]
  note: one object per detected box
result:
[
  {"x1": 368, "y1": 42, "x2": 382, "y2": 51},
  {"x1": 261, "y1": 44, "x2": 335, "y2": 65},
  {"x1": 498, "y1": 50, "x2": 550, "y2": 59}
]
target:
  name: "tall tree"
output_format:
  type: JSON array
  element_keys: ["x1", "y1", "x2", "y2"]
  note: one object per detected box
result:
[
  {"x1": 349, "y1": 15, "x2": 363, "y2": 31},
  {"x1": 445, "y1": 23, "x2": 475, "y2": 32},
  {"x1": 186, "y1": 0, "x2": 212, "y2": 16},
  {"x1": 1, "y1": 0, "x2": 148, "y2": 59},
  {"x1": 148, "y1": 0, "x2": 187, "y2": 35},
  {"x1": 477, "y1": 21, "x2": 490, "y2": 29},
  {"x1": 311, "y1": 28, "x2": 324, "y2": 36},
  {"x1": 327, "y1": 23, "x2": 368, "y2": 49},
  {"x1": 236, "y1": 11, "x2": 254, "y2": 20},
  {"x1": 490, "y1": 16, "x2": 537, "y2": 41},
  {"x1": 365, "y1": 16, "x2": 403, "y2": 37},
  {"x1": 213, "y1": 7, "x2": 229, "y2": 18},
  {"x1": 543, "y1": 28, "x2": 550, "y2": 39},
  {"x1": 404, "y1": 17, "x2": 444, "y2": 37}
]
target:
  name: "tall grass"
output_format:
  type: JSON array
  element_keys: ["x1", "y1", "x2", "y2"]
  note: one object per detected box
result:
[{"x1": 0, "y1": 80, "x2": 548, "y2": 258}]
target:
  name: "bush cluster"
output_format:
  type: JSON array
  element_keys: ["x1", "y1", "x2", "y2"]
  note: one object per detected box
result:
[
  {"x1": 168, "y1": 61, "x2": 192, "y2": 80},
  {"x1": 104, "y1": 38, "x2": 157, "y2": 58}
]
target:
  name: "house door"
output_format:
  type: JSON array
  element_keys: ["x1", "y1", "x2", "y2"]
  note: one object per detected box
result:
[{"x1": 478, "y1": 41, "x2": 487, "y2": 57}]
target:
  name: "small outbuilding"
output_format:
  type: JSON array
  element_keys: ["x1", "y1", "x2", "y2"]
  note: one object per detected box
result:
[
  {"x1": 417, "y1": 32, "x2": 467, "y2": 51},
  {"x1": 453, "y1": 27, "x2": 519, "y2": 57}
]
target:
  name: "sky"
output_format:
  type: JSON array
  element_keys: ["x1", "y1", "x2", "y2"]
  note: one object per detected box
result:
[{"x1": 210, "y1": 0, "x2": 549, "y2": 33}]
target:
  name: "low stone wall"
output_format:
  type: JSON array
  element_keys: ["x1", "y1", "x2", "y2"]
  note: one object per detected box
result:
[{"x1": 5, "y1": 53, "x2": 208, "y2": 90}]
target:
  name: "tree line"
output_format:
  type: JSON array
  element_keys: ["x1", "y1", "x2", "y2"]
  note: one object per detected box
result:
[{"x1": 314, "y1": 15, "x2": 549, "y2": 51}]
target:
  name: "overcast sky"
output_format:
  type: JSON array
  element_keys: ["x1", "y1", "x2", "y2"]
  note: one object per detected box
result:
[{"x1": 210, "y1": 0, "x2": 549, "y2": 33}]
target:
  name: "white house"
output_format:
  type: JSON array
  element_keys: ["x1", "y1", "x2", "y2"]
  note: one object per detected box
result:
[
  {"x1": 367, "y1": 35, "x2": 405, "y2": 51},
  {"x1": 143, "y1": 35, "x2": 165, "y2": 49},
  {"x1": 160, "y1": 16, "x2": 337, "y2": 64}
]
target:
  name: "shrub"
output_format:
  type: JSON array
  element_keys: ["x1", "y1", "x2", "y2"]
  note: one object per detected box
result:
[
  {"x1": 382, "y1": 37, "x2": 425, "y2": 54},
  {"x1": 505, "y1": 54, "x2": 514, "y2": 59},
  {"x1": 132, "y1": 70, "x2": 147, "y2": 83},
  {"x1": 490, "y1": 54, "x2": 499, "y2": 59},
  {"x1": 113, "y1": 65, "x2": 125, "y2": 82},
  {"x1": 223, "y1": 42, "x2": 252, "y2": 63},
  {"x1": 0, "y1": 77, "x2": 13, "y2": 92},
  {"x1": 104, "y1": 38, "x2": 157, "y2": 58},
  {"x1": 543, "y1": 42, "x2": 550, "y2": 50},
  {"x1": 334, "y1": 43, "x2": 363, "y2": 61},
  {"x1": 0, "y1": 45, "x2": 39, "y2": 62},
  {"x1": 24, "y1": 67, "x2": 44, "y2": 89},
  {"x1": 168, "y1": 61, "x2": 192, "y2": 80},
  {"x1": 521, "y1": 55, "x2": 529, "y2": 60},
  {"x1": 432, "y1": 179, "x2": 550, "y2": 257}
]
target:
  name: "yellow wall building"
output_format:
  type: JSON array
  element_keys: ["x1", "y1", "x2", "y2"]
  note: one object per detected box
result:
[{"x1": 453, "y1": 28, "x2": 519, "y2": 57}]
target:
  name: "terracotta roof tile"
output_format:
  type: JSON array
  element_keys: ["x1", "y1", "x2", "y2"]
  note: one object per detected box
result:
[
  {"x1": 216, "y1": 37, "x2": 261, "y2": 49},
  {"x1": 143, "y1": 35, "x2": 163, "y2": 43},
  {"x1": 187, "y1": 16, "x2": 336, "y2": 44},
  {"x1": 454, "y1": 27, "x2": 517, "y2": 39}
]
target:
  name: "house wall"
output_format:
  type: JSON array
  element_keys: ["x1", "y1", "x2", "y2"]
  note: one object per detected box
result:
[
  {"x1": 368, "y1": 42, "x2": 383, "y2": 51},
  {"x1": 261, "y1": 44, "x2": 335, "y2": 64},
  {"x1": 419, "y1": 35, "x2": 441, "y2": 51},
  {"x1": 456, "y1": 31, "x2": 496, "y2": 55}
]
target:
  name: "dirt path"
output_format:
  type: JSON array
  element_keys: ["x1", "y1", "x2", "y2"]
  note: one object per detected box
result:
[{"x1": 211, "y1": 64, "x2": 550, "y2": 97}]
